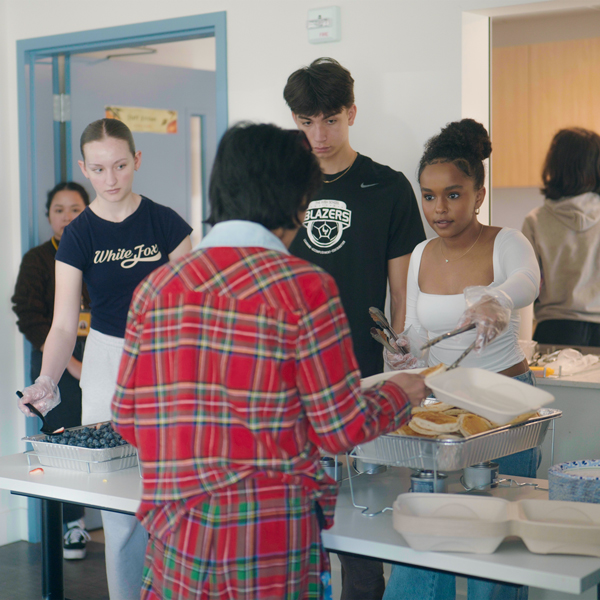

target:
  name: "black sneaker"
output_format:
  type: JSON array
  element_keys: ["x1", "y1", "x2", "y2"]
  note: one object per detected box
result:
[{"x1": 63, "y1": 518, "x2": 91, "y2": 560}]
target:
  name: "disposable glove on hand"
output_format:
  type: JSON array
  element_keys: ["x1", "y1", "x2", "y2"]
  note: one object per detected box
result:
[
  {"x1": 457, "y1": 287, "x2": 513, "y2": 352},
  {"x1": 384, "y1": 347, "x2": 420, "y2": 370},
  {"x1": 18, "y1": 375, "x2": 61, "y2": 417},
  {"x1": 383, "y1": 326, "x2": 427, "y2": 370}
]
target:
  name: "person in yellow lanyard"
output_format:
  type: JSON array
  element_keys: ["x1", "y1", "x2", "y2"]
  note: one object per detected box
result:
[{"x1": 12, "y1": 181, "x2": 92, "y2": 560}]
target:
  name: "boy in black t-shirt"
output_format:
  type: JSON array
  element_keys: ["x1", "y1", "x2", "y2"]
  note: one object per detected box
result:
[
  {"x1": 285, "y1": 58, "x2": 425, "y2": 380},
  {"x1": 284, "y1": 57, "x2": 426, "y2": 600}
]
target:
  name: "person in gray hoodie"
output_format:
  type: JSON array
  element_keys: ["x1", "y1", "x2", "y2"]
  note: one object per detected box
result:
[{"x1": 522, "y1": 127, "x2": 600, "y2": 346}]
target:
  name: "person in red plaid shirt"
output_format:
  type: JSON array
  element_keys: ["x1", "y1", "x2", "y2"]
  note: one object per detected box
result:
[{"x1": 112, "y1": 123, "x2": 429, "y2": 600}]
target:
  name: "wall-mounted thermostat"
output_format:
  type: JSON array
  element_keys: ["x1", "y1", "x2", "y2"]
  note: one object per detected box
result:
[{"x1": 307, "y1": 7, "x2": 341, "y2": 44}]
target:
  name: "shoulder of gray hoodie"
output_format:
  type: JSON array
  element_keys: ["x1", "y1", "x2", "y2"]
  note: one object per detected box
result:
[
  {"x1": 528, "y1": 192, "x2": 600, "y2": 232},
  {"x1": 525, "y1": 192, "x2": 600, "y2": 233}
]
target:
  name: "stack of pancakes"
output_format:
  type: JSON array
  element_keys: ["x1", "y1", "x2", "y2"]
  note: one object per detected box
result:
[{"x1": 391, "y1": 402, "x2": 539, "y2": 439}]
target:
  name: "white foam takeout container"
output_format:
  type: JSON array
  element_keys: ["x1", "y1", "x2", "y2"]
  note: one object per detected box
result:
[
  {"x1": 361, "y1": 368, "x2": 424, "y2": 389},
  {"x1": 393, "y1": 493, "x2": 509, "y2": 554},
  {"x1": 424, "y1": 368, "x2": 554, "y2": 425},
  {"x1": 393, "y1": 493, "x2": 600, "y2": 557}
]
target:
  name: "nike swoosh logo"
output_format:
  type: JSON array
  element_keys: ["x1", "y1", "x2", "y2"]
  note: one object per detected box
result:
[{"x1": 361, "y1": 183, "x2": 379, "y2": 188}]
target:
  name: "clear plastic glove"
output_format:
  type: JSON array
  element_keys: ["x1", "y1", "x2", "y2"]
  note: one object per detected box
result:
[
  {"x1": 384, "y1": 346, "x2": 420, "y2": 370},
  {"x1": 457, "y1": 286, "x2": 514, "y2": 352},
  {"x1": 383, "y1": 326, "x2": 428, "y2": 370},
  {"x1": 17, "y1": 375, "x2": 61, "y2": 417}
]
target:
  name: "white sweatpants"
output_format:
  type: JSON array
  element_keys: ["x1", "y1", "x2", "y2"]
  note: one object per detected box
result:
[
  {"x1": 81, "y1": 329, "x2": 148, "y2": 600},
  {"x1": 80, "y1": 328, "x2": 125, "y2": 425},
  {"x1": 101, "y1": 510, "x2": 149, "y2": 600}
]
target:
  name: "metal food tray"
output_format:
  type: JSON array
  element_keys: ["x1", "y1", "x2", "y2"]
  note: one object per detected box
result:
[
  {"x1": 354, "y1": 408, "x2": 561, "y2": 472},
  {"x1": 22, "y1": 423, "x2": 136, "y2": 464},
  {"x1": 26, "y1": 451, "x2": 138, "y2": 474}
]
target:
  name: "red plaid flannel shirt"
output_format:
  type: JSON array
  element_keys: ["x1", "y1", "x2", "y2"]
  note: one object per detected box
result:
[{"x1": 112, "y1": 247, "x2": 410, "y2": 534}]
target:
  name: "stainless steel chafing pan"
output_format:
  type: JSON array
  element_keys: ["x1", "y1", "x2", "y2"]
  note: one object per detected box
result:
[{"x1": 353, "y1": 409, "x2": 561, "y2": 472}]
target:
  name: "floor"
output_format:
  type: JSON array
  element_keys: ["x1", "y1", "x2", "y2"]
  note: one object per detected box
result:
[
  {"x1": 0, "y1": 530, "x2": 108, "y2": 600},
  {"x1": 0, "y1": 531, "x2": 594, "y2": 599},
  {"x1": 329, "y1": 553, "x2": 595, "y2": 600}
]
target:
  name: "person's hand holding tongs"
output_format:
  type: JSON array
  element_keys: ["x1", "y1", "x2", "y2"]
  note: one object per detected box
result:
[
  {"x1": 420, "y1": 286, "x2": 513, "y2": 372},
  {"x1": 456, "y1": 287, "x2": 513, "y2": 352},
  {"x1": 369, "y1": 307, "x2": 423, "y2": 370}
]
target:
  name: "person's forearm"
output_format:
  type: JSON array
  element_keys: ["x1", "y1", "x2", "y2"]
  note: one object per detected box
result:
[
  {"x1": 40, "y1": 326, "x2": 78, "y2": 384},
  {"x1": 66, "y1": 356, "x2": 82, "y2": 380},
  {"x1": 495, "y1": 272, "x2": 538, "y2": 310},
  {"x1": 390, "y1": 296, "x2": 406, "y2": 336},
  {"x1": 387, "y1": 254, "x2": 411, "y2": 336}
]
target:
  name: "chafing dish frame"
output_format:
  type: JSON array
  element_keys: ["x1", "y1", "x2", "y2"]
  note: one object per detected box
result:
[{"x1": 353, "y1": 408, "x2": 561, "y2": 473}]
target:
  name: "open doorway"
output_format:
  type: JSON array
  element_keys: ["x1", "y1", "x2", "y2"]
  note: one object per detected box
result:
[
  {"x1": 490, "y1": 6, "x2": 600, "y2": 229},
  {"x1": 34, "y1": 36, "x2": 217, "y2": 248},
  {"x1": 16, "y1": 11, "x2": 227, "y2": 542},
  {"x1": 18, "y1": 12, "x2": 227, "y2": 253}
]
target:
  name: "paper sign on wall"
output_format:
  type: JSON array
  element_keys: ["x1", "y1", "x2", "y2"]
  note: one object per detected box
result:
[{"x1": 105, "y1": 106, "x2": 178, "y2": 134}]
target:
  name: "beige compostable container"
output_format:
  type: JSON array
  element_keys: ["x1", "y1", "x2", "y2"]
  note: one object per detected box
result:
[{"x1": 393, "y1": 493, "x2": 600, "y2": 557}]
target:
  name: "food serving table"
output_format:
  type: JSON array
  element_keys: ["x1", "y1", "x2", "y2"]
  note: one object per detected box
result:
[
  {"x1": 0, "y1": 452, "x2": 141, "y2": 599},
  {"x1": 324, "y1": 464, "x2": 600, "y2": 597},
  {"x1": 0, "y1": 454, "x2": 599, "y2": 599}
]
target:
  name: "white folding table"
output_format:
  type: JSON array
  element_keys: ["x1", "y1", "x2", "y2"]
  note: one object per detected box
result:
[{"x1": 0, "y1": 453, "x2": 599, "y2": 599}]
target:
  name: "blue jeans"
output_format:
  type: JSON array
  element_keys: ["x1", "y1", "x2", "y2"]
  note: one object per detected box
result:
[
  {"x1": 382, "y1": 567, "x2": 528, "y2": 600},
  {"x1": 383, "y1": 370, "x2": 539, "y2": 600}
]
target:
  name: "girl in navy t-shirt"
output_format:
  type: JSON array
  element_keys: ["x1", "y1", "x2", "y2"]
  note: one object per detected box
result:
[{"x1": 18, "y1": 118, "x2": 192, "y2": 600}]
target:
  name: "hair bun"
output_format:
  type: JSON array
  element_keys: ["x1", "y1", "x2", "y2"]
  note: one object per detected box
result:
[
  {"x1": 419, "y1": 118, "x2": 491, "y2": 189},
  {"x1": 443, "y1": 119, "x2": 491, "y2": 162}
]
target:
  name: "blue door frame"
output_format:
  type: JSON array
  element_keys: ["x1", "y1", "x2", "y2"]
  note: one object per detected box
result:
[
  {"x1": 52, "y1": 53, "x2": 73, "y2": 183},
  {"x1": 16, "y1": 11, "x2": 228, "y2": 543}
]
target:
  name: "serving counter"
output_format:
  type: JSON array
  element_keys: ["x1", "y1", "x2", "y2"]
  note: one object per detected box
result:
[
  {"x1": 535, "y1": 366, "x2": 600, "y2": 475},
  {"x1": 324, "y1": 464, "x2": 600, "y2": 597},
  {"x1": 0, "y1": 452, "x2": 140, "y2": 599},
  {"x1": 0, "y1": 453, "x2": 599, "y2": 599}
]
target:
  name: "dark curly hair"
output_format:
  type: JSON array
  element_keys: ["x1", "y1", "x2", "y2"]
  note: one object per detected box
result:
[
  {"x1": 418, "y1": 119, "x2": 491, "y2": 190},
  {"x1": 541, "y1": 128, "x2": 600, "y2": 200}
]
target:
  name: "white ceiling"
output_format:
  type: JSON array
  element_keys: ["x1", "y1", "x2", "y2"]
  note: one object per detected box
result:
[
  {"x1": 72, "y1": 37, "x2": 215, "y2": 71},
  {"x1": 492, "y1": 5, "x2": 600, "y2": 46}
]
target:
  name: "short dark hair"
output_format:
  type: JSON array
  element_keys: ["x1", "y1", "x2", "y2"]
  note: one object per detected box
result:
[
  {"x1": 541, "y1": 128, "x2": 600, "y2": 200},
  {"x1": 418, "y1": 119, "x2": 491, "y2": 190},
  {"x1": 45, "y1": 181, "x2": 90, "y2": 216},
  {"x1": 80, "y1": 118, "x2": 136, "y2": 159},
  {"x1": 283, "y1": 57, "x2": 355, "y2": 117},
  {"x1": 206, "y1": 123, "x2": 323, "y2": 230}
]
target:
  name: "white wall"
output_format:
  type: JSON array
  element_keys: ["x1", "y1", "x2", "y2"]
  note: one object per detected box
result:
[
  {"x1": 462, "y1": 11, "x2": 492, "y2": 225},
  {"x1": 491, "y1": 187, "x2": 545, "y2": 230},
  {"x1": 0, "y1": 0, "x2": 29, "y2": 543},
  {"x1": 0, "y1": 0, "x2": 582, "y2": 544}
]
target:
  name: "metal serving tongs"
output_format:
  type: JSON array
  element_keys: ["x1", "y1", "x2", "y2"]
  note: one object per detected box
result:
[
  {"x1": 529, "y1": 349, "x2": 561, "y2": 367},
  {"x1": 419, "y1": 324, "x2": 477, "y2": 374},
  {"x1": 446, "y1": 341, "x2": 477, "y2": 371},
  {"x1": 420, "y1": 323, "x2": 476, "y2": 350},
  {"x1": 368, "y1": 307, "x2": 407, "y2": 355},
  {"x1": 370, "y1": 327, "x2": 397, "y2": 353}
]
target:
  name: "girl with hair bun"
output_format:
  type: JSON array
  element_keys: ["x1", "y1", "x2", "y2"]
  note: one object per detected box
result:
[{"x1": 383, "y1": 119, "x2": 540, "y2": 600}]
